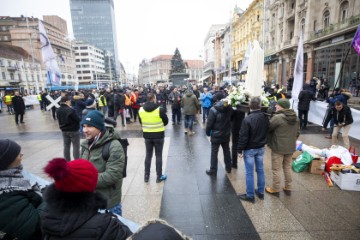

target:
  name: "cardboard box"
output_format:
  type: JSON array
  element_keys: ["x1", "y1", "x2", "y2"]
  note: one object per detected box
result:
[
  {"x1": 310, "y1": 159, "x2": 325, "y2": 174},
  {"x1": 330, "y1": 171, "x2": 360, "y2": 191}
]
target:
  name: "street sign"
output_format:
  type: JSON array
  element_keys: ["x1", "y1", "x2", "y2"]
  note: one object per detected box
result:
[{"x1": 46, "y1": 95, "x2": 61, "y2": 111}]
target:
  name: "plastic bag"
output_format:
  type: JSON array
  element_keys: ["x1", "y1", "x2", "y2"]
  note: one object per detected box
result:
[
  {"x1": 349, "y1": 146, "x2": 359, "y2": 164},
  {"x1": 292, "y1": 151, "x2": 314, "y2": 172},
  {"x1": 327, "y1": 145, "x2": 352, "y2": 165}
]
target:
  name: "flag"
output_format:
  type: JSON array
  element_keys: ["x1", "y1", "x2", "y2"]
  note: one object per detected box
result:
[
  {"x1": 291, "y1": 34, "x2": 304, "y2": 101},
  {"x1": 239, "y1": 42, "x2": 253, "y2": 73},
  {"x1": 59, "y1": 54, "x2": 65, "y2": 63},
  {"x1": 39, "y1": 20, "x2": 61, "y2": 86},
  {"x1": 352, "y1": 25, "x2": 360, "y2": 55}
]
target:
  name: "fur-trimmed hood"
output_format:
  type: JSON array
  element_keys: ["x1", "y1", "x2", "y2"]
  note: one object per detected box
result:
[
  {"x1": 41, "y1": 184, "x2": 108, "y2": 236},
  {"x1": 127, "y1": 219, "x2": 191, "y2": 240}
]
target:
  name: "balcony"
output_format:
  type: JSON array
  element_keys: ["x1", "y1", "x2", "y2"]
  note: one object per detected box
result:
[
  {"x1": 7, "y1": 66, "x2": 17, "y2": 72},
  {"x1": 310, "y1": 14, "x2": 360, "y2": 41},
  {"x1": 287, "y1": 9, "x2": 295, "y2": 20}
]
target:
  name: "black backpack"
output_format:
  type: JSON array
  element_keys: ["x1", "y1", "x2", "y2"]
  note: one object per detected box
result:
[{"x1": 102, "y1": 139, "x2": 129, "y2": 178}]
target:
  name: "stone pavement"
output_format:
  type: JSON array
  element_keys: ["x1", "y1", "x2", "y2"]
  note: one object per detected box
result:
[{"x1": 0, "y1": 106, "x2": 359, "y2": 239}]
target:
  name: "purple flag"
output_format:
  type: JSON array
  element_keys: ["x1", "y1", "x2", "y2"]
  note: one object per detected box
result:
[{"x1": 352, "y1": 25, "x2": 360, "y2": 55}]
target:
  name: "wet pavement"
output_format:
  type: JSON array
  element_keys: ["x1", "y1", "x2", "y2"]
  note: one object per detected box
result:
[{"x1": 0, "y1": 105, "x2": 359, "y2": 239}]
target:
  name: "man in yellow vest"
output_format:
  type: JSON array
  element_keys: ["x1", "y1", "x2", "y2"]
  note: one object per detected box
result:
[
  {"x1": 4, "y1": 93, "x2": 14, "y2": 114},
  {"x1": 98, "y1": 90, "x2": 107, "y2": 115},
  {"x1": 138, "y1": 93, "x2": 168, "y2": 183}
]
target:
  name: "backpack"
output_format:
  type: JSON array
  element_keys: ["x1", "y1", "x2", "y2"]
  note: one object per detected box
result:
[{"x1": 102, "y1": 139, "x2": 129, "y2": 178}]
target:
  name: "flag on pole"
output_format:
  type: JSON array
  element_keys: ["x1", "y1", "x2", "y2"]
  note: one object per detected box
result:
[
  {"x1": 352, "y1": 25, "x2": 360, "y2": 55},
  {"x1": 239, "y1": 42, "x2": 253, "y2": 73},
  {"x1": 39, "y1": 20, "x2": 61, "y2": 86},
  {"x1": 291, "y1": 34, "x2": 304, "y2": 102}
]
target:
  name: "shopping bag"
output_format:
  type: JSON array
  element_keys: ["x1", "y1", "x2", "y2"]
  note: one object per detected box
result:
[
  {"x1": 292, "y1": 151, "x2": 314, "y2": 172},
  {"x1": 349, "y1": 146, "x2": 359, "y2": 164}
]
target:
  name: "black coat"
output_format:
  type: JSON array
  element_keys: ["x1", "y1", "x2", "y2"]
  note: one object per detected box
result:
[
  {"x1": 41, "y1": 185, "x2": 132, "y2": 239},
  {"x1": 206, "y1": 102, "x2": 233, "y2": 143},
  {"x1": 323, "y1": 105, "x2": 353, "y2": 128},
  {"x1": 12, "y1": 95, "x2": 25, "y2": 114},
  {"x1": 298, "y1": 89, "x2": 315, "y2": 111},
  {"x1": 56, "y1": 103, "x2": 81, "y2": 132},
  {"x1": 237, "y1": 110, "x2": 269, "y2": 152}
]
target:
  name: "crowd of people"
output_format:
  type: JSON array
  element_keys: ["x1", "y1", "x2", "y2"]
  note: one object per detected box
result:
[{"x1": 0, "y1": 78, "x2": 357, "y2": 239}]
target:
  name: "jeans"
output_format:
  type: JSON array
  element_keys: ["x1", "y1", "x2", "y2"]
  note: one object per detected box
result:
[
  {"x1": 62, "y1": 131, "x2": 80, "y2": 161},
  {"x1": 210, "y1": 141, "x2": 232, "y2": 172},
  {"x1": 271, "y1": 151, "x2": 292, "y2": 191},
  {"x1": 144, "y1": 138, "x2": 164, "y2": 176},
  {"x1": 243, "y1": 147, "x2": 265, "y2": 198},
  {"x1": 298, "y1": 109, "x2": 308, "y2": 128},
  {"x1": 172, "y1": 108, "x2": 181, "y2": 123},
  {"x1": 184, "y1": 115, "x2": 195, "y2": 130},
  {"x1": 202, "y1": 107, "x2": 210, "y2": 122},
  {"x1": 108, "y1": 203, "x2": 122, "y2": 216},
  {"x1": 231, "y1": 133, "x2": 239, "y2": 167}
]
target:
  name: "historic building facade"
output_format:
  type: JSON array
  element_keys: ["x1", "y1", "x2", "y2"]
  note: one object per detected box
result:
[
  {"x1": 264, "y1": 0, "x2": 360, "y2": 88},
  {"x1": 0, "y1": 15, "x2": 76, "y2": 91}
]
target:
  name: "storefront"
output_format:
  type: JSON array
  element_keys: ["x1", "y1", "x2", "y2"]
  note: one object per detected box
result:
[
  {"x1": 313, "y1": 31, "x2": 359, "y2": 89},
  {"x1": 264, "y1": 55, "x2": 279, "y2": 86}
]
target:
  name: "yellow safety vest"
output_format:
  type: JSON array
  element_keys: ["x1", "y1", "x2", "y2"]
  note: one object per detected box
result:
[
  {"x1": 138, "y1": 107, "x2": 165, "y2": 132},
  {"x1": 5, "y1": 95, "x2": 12, "y2": 103},
  {"x1": 37, "y1": 94, "x2": 42, "y2": 101},
  {"x1": 99, "y1": 95, "x2": 107, "y2": 107}
]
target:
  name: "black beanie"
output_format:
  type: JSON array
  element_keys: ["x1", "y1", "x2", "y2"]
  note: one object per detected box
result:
[{"x1": 0, "y1": 139, "x2": 21, "y2": 170}]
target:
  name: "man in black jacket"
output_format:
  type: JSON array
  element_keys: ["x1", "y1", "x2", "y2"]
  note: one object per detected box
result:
[
  {"x1": 298, "y1": 84, "x2": 316, "y2": 130},
  {"x1": 237, "y1": 97, "x2": 269, "y2": 203},
  {"x1": 205, "y1": 99, "x2": 233, "y2": 176},
  {"x1": 57, "y1": 96, "x2": 82, "y2": 161}
]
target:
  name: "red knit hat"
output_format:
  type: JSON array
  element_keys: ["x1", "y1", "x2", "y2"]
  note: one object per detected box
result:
[{"x1": 44, "y1": 158, "x2": 98, "y2": 192}]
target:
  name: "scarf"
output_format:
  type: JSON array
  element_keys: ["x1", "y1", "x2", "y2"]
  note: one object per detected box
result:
[{"x1": 0, "y1": 165, "x2": 33, "y2": 195}]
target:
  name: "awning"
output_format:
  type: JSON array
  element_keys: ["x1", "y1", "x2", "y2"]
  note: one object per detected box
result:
[{"x1": 198, "y1": 75, "x2": 211, "y2": 82}]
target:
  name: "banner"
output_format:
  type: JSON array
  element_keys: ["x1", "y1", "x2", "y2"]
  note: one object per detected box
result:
[
  {"x1": 39, "y1": 20, "x2": 61, "y2": 86},
  {"x1": 291, "y1": 34, "x2": 304, "y2": 102},
  {"x1": 352, "y1": 25, "x2": 360, "y2": 55}
]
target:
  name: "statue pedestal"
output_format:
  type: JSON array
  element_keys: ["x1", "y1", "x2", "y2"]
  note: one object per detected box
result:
[{"x1": 170, "y1": 73, "x2": 190, "y2": 86}]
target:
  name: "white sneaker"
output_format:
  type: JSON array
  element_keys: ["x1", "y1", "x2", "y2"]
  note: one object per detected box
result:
[
  {"x1": 184, "y1": 128, "x2": 188, "y2": 134},
  {"x1": 188, "y1": 131, "x2": 195, "y2": 136}
]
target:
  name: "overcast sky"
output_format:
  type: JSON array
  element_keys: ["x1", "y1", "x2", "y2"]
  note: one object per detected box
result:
[{"x1": 0, "y1": 0, "x2": 253, "y2": 74}]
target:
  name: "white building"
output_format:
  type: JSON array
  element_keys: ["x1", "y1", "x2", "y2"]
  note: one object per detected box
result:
[{"x1": 74, "y1": 41, "x2": 105, "y2": 86}]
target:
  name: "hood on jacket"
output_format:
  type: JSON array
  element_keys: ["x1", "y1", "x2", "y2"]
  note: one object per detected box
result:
[
  {"x1": 185, "y1": 90, "x2": 193, "y2": 97},
  {"x1": 143, "y1": 102, "x2": 159, "y2": 112},
  {"x1": 277, "y1": 109, "x2": 297, "y2": 125},
  {"x1": 42, "y1": 184, "x2": 107, "y2": 236},
  {"x1": 214, "y1": 101, "x2": 231, "y2": 113}
]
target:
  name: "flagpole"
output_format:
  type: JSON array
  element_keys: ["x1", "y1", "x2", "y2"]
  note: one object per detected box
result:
[
  {"x1": 333, "y1": 47, "x2": 351, "y2": 89},
  {"x1": 26, "y1": 17, "x2": 38, "y2": 93}
]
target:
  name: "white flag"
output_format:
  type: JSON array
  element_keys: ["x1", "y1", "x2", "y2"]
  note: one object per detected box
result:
[
  {"x1": 39, "y1": 20, "x2": 61, "y2": 86},
  {"x1": 239, "y1": 42, "x2": 253, "y2": 73},
  {"x1": 291, "y1": 34, "x2": 304, "y2": 102}
]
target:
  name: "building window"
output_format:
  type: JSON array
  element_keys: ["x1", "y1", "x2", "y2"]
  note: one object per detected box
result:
[
  {"x1": 18, "y1": 73, "x2": 21, "y2": 80},
  {"x1": 340, "y1": 1, "x2": 349, "y2": 22},
  {"x1": 323, "y1": 10, "x2": 330, "y2": 28},
  {"x1": 301, "y1": 19, "x2": 305, "y2": 35},
  {"x1": 10, "y1": 73, "x2": 14, "y2": 80},
  {"x1": 2, "y1": 72, "x2": 5, "y2": 79},
  {"x1": 313, "y1": 20, "x2": 317, "y2": 31}
]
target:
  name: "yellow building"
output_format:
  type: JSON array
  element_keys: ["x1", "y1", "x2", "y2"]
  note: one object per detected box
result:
[{"x1": 232, "y1": 0, "x2": 263, "y2": 80}]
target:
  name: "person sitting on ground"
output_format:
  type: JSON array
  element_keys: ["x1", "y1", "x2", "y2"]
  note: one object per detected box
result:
[
  {"x1": 41, "y1": 157, "x2": 132, "y2": 239},
  {"x1": 0, "y1": 139, "x2": 45, "y2": 239}
]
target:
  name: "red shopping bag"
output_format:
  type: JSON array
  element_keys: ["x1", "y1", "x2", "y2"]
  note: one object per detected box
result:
[{"x1": 349, "y1": 146, "x2": 358, "y2": 164}]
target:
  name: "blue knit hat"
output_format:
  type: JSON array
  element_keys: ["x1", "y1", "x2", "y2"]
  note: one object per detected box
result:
[{"x1": 81, "y1": 110, "x2": 105, "y2": 130}]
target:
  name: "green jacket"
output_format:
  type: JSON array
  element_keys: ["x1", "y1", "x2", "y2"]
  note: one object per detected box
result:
[
  {"x1": 0, "y1": 190, "x2": 45, "y2": 240},
  {"x1": 81, "y1": 127, "x2": 125, "y2": 208},
  {"x1": 267, "y1": 109, "x2": 300, "y2": 155},
  {"x1": 181, "y1": 91, "x2": 200, "y2": 115}
]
